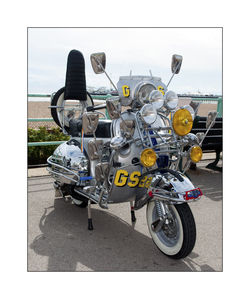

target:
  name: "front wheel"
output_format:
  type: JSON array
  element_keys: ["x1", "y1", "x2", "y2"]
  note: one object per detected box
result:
[{"x1": 146, "y1": 201, "x2": 196, "y2": 259}]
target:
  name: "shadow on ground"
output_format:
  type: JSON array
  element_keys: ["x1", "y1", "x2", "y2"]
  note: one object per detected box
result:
[
  {"x1": 29, "y1": 196, "x2": 215, "y2": 272},
  {"x1": 187, "y1": 167, "x2": 222, "y2": 202}
]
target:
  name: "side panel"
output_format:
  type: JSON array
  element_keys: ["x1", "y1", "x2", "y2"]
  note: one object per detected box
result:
[{"x1": 107, "y1": 165, "x2": 149, "y2": 203}]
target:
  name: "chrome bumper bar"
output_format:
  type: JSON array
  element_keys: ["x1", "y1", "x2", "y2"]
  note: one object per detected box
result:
[
  {"x1": 47, "y1": 156, "x2": 80, "y2": 183},
  {"x1": 150, "y1": 188, "x2": 201, "y2": 204}
]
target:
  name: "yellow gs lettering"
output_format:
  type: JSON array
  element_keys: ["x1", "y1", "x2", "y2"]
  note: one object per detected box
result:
[
  {"x1": 127, "y1": 171, "x2": 141, "y2": 187},
  {"x1": 114, "y1": 170, "x2": 129, "y2": 186},
  {"x1": 157, "y1": 85, "x2": 165, "y2": 95},
  {"x1": 114, "y1": 170, "x2": 152, "y2": 188},
  {"x1": 122, "y1": 85, "x2": 130, "y2": 97}
]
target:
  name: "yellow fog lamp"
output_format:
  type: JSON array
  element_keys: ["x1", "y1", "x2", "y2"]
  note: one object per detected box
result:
[
  {"x1": 140, "y1": 148, "x2": 157, "y2": 168},
  {"x1": 172, "y1": 108, "x2": 193, "y2": 136},
  {"x1": 190, "y1": 146, "x2": 203, "y2": 163}
]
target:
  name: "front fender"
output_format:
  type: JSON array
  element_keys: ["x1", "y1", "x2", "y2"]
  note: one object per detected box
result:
[
  {"x1": 151, "y1": 172, "x2": 202, "y2": 203},
  {"x1": 170, "y1": 174, "x2": 195, "y2": 201}
]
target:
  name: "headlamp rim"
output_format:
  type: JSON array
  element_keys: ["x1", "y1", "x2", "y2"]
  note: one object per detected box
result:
[
  {"x1": 140, "y1": 103, "x2": 157, "y2": 125},
  {"x1": 134, "y1": 81, "x2": 157, "y2": 105},
  {"x1": 148, "y1": 89, "x2": 164, "y2": 110},
  {"x1": 164, "y1": 90, "x2": 179, "y2": 110}
]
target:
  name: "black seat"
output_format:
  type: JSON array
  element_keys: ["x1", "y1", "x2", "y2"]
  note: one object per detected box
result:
[{"x1": 69, "y1": 119, "x2": 112, "y2": 138}]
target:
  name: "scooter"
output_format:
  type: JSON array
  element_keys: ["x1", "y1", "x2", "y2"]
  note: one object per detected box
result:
[{"x1": 47, "y1": 50, "x2": 216, "y2": 259}]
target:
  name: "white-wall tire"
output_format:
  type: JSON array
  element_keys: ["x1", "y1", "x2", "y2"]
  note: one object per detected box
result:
[{"x1": 146, "y1": 200, "x2": 196, "y2": 259}]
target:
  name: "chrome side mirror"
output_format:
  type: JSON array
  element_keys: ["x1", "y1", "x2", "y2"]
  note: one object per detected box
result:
[
  {"x1": 90, "y1": 52, "x2": 106, "y2": 74},
  {"x1": 206, "y1": 111, "x2": 217, "y2": 129},
  {"x1": 82, "y1": 112, "x2": 99, "y2": 135},
  {"x1": 189, "y1": 100, "x2": 201, "y2": 118},
  {"x1": 106, "y1": 97, "x2": 121, "y2": 119},
  {"x1": 120, "y1": 120, "x2": 135, "y2": 137},
  {"x1": 95, "y1": 162, "x2": 110, "y2": 183},
  {"x1": 196, "y1": 132, "x2": 205, "y2": 144},
  {"x1": 171, "y1": 54, "x2": 183, "y2": 74}
]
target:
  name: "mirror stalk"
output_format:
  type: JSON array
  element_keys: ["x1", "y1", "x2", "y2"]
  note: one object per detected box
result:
[
  {"x1": 92, "y1": 56, "x2": 118, "y2": 92},
  {"x1": 199, "y1": 111, "x2": 218, "y2": 146},
  {"x1": 166, "y1": 60, "x2": 182, "y2": 88}
]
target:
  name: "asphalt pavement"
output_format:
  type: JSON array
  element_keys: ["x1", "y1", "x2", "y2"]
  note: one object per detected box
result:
[{"x1": 28, "y1": 160, "x2": 222, "y2": 272}]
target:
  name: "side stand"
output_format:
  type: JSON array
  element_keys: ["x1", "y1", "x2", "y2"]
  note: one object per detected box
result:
[
  {"x1": 87, "y1": 200, "x2": 94, "y2": 230},
  {"x1": 130, "y1": 201, "x2": 136, "y2": 222}
]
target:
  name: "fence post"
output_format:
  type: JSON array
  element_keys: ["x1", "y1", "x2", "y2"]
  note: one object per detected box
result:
[{"x1": 217, "y1": 97, "x2": 223, "y2": 117}]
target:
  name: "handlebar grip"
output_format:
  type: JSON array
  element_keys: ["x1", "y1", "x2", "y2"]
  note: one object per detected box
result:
[{"x1": 86, "y1": 104, "x2": 106, "y2": 112}]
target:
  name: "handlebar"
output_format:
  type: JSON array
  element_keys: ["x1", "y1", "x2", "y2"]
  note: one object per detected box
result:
[{"x1": 87, "y1": 104, "x2": 106, "y2": 112}]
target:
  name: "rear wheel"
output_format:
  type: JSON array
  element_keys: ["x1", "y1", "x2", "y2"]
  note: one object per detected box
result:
[
  {"x1": 70, "y1": 186, "x2": 88, "y2": 208},
  {"x1": 50, "y1": 87, "x2": 94, "y2": 132},
  {"x1": 146, "y1": 201, "x2": 196, "y2": 259}
]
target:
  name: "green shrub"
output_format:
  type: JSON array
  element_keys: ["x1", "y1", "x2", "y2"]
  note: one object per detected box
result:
[{"x1": 28, "y1": 127, "x2": 70, "y2": 165}]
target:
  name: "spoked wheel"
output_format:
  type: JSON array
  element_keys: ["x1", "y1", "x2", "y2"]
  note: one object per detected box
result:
[
  {"x1": 50, "y1": 87, "x2": 94, "y2": 132},
  {"x1": 146, "y1": 200, "x2": 196, "y2": 259}
]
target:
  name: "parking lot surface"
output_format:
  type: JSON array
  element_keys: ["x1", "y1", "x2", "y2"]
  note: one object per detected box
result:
[{"x1": 28, "y1": 163, "x2": 222, "y2": 271}]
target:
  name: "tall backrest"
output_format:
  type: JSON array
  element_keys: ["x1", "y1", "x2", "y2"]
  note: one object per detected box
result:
[{"x1": 64, "y1": 49, "x2": 87, "y2": 102}]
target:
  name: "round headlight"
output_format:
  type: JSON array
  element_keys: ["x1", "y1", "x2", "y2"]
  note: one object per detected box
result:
[
  {"x1": 190, "y1": 146, "x2": 203, "y2": 163},
  {"x1": 135, "y1": 82, "x2": 156, "y2": 105},
  {"x1": 140, "y1": 104, "x2": 157, "y2": 124},
  {"x1": 148, "y1": 90, "x2": 164, "y2": 110},
  {"x1": 182, "y1": 105, "x2": 195, "y2": 120},
  {"x1": 172, "y1": 108, "x2": 193, "y2": 136},
  {"x1": 140, "y1": 148, "x2": 157, "y2": 168},
  {"x1": 164, "y1": 90, "x2": 179, "y2": 110}
]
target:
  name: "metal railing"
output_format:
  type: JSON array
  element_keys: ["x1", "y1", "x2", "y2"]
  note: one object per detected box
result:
[
  {"x1": 28, "y1": 93, "x2": 222, "y2": 148},
  {"x1": 186, "y1": 96, "x2": 222, "y2": 117},
  {"x1": 27, "y1": 117, "x2": 66, "y2": 147},
  {"x1": 28, "y1": 93, "x2": 112, "y2": 147}
]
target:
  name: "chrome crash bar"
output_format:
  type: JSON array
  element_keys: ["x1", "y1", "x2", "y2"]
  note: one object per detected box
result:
[
  {"x1": 47, "y1": 156, "x2": 80, "y2": 183},
  {"x1": 150, "y1": 187, "x2": 202, "y2": 204}
]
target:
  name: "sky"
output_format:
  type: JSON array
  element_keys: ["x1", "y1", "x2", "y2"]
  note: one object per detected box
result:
[{"x1": 28, "y1": 28, "x2": 222, "y2": 95}]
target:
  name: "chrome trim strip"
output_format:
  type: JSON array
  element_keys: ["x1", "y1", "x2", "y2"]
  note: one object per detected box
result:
[
  {"x1": 46, "y1": 167, "x2": 79, "y2": 183},
  {"x1": 47, "y1": 156, "x2": 80, "y2": 180}
]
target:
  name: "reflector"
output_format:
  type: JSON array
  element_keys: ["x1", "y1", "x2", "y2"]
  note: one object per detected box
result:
[{"x1": 185, "y1": 188, "x2": 203, "y2": 200}]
